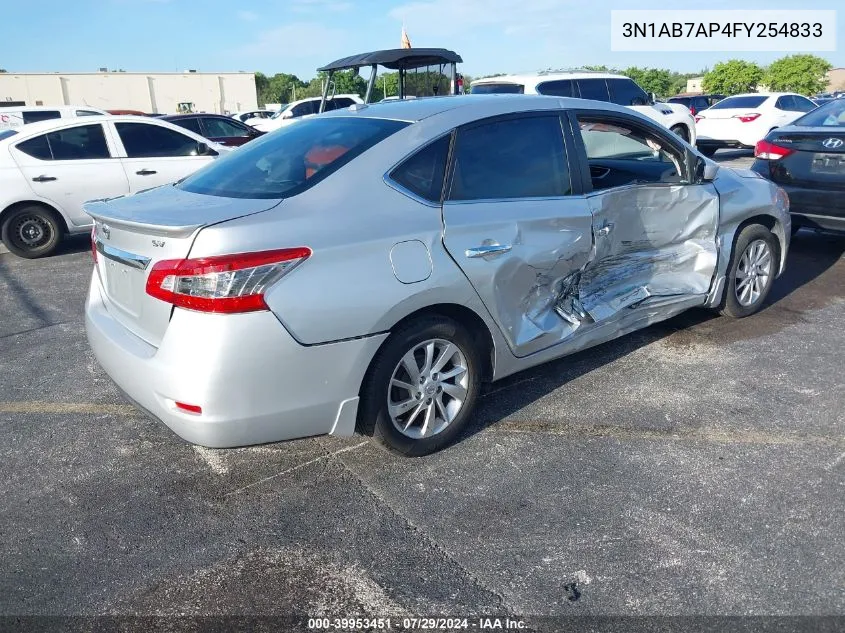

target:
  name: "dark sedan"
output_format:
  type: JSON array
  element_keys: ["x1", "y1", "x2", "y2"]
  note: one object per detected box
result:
[
  {"x1": 752, "y1": 98, "x2": 845, "y2": 234},
  {"x1": 162, "y1": 114, "x2": 264, "y2": 147}
]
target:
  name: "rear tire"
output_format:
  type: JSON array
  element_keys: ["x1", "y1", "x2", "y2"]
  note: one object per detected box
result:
[
  {"x1": 670, "y1": 124, "x2": 690, "y2": 143},
  {"x1": 718, "y1": 224, "x2": 779, "y2": 318},
  {"x1": 358, "y1": 317, "x2": 482, "y2": 456},
  {"x1": 1, "y1": 204, "x2": 63, "y2": 259}
]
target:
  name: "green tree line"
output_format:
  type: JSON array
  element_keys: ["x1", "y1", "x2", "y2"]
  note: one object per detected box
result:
[{"x1": 254, "y1": 54, "x2": 833, "y2": 105}]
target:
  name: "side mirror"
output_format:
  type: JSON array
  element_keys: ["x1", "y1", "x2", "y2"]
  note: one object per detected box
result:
[
  {"x1": 694, "y1": 156, "x2": 719, "y2": 182},
  {"x1": 650, "y1": 92, "x2": 658, "y2": 104}
]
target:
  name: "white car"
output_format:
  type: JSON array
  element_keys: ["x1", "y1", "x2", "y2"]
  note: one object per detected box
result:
[
  {"x1": 230, "y1": 110, "x2": 276, "y2": 126},
  {"x1": 0, "y1": 105, "x2": 110, "y2": 129},
  {"x1": 252, "y1": 95, "x2": 364, "y2": 132},
  {"x1": 694, "y1": 93, "x2": 818, "y2": 156},
  {"x1": 0, "y1": 115, "x2": 229, "y2": 258},
  {"x1": 471, "y1": 72, "x2": 697, "y2": 144}
]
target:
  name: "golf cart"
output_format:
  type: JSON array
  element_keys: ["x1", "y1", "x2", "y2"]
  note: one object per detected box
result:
[{"x1": 316, "y1": 48, "x2": 464, "y2": 113}]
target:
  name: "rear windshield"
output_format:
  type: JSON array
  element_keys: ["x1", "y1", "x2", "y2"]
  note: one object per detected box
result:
[
  {"x1": 471, "y1": 83, "x2": 525, "y2": 94},
  {"x1": 668, "y1": 97, "x2": 691, "y2": 105},
  {"x1": 792, "y1": 98, "x2": 845, "y2": 127},
  {"x1": 709, "y1": 96, "x2": 767, "y2": 110},
  {"x1": 177, "y1": 116, "x2": 408, "y2": 199}
]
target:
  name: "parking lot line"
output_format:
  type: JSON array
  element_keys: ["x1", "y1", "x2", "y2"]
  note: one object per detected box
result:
[
  {"x1": 490, "y1": 419, "x2": 843, "y2": 447},
  {"x1": 0, "y1": 401, "x2": 139, "y2": 416}
]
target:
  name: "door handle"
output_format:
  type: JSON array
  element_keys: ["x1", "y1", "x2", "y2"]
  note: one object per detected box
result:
[
  {"x1": 596, "y1": 222, "x2": 615, "y2": 237},
  {"x1": 32, "y1": 175, "x2": 56, "y2": 182},
  {"x1": 465, "y1": 243, "x2": 512, "y2": 258},
  {"x1": 136, "y1": 169, "x2": 157, "y2": 176}
]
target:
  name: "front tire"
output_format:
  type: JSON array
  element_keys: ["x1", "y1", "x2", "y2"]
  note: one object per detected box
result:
[
  {"x1": 358, "y1": 317, "x2": 482, "y2": 456},
  {"x1": 718, "y1": 224, "x2": 779, "y2": 318},
  {"x1": 1, "y1": 204, "x2": 63, "y2": 258},
  {"x1": 670, "y1": 124, "x2": 690, "y2": 143}
]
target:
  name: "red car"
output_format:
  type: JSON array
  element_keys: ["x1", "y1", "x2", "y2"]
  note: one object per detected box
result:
[{"x1": 162, "y1": 114, "x2": 264, "y2": 147}]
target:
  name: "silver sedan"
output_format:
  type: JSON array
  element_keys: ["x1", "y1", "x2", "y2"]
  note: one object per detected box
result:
[{"x1": 85, "y1": 95, "x2": 790, "y2": 456}]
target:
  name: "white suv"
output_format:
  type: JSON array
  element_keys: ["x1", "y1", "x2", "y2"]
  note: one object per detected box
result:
[{"x1": 471, "y1": 72, "x2": 696, "y2": 144}]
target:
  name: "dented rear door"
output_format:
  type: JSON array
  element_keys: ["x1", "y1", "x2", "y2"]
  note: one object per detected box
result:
[{"x1": 441, "y1": 113, "x2": 594, "y2": 358}]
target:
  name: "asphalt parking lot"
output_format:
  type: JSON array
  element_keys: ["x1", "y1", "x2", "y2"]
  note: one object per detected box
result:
[{"x1": 1, "y1": 150, "x2": 843, "y2": 631}]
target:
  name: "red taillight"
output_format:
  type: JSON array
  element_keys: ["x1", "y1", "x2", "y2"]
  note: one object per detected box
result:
[
  {"x1": 91, "y1": 225, "x2": 97, "y2": 263},
  {"x1": 690, "y1": 106, "x2": 697, "y2": 115},
  {"x1": 145, "y1": 247, "x2": 311, "y2": 314},
  {"x1": 755, "y1": 139, "x2": 795, "y2": 160},
  {"x1": 733, "y1": 113, "x2": 761, "y2": 123},
  {"x1": 174, "y1": 401, "x2": 202, "y2": 415}
]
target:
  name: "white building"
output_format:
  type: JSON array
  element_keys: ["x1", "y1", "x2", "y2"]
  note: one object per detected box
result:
[{"x1": 0, "y1": 71, "x2": 258, "y2": 115}]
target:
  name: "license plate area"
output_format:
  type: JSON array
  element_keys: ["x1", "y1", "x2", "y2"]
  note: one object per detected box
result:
[
  {"x1": 811, "y1": 153, "x2": 845, "y2": 175},
  {"x1": 103, "y1": 260, "x2": 145, "y2": 317}
]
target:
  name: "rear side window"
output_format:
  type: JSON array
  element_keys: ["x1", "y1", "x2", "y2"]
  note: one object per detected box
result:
[
  {"x1": 390, "y1": 135, "x2": 450, "y2": 203},
  {"x1": 608, "y1": 78, "x2": 649, "y2": 106},
  {"x1": 291, "y1": 101, "x2": 318, "y2": 117},
  {"x1": 202, "y1": 117, "x2": 250, "y2": 138},
  {"x1": 178, "y1": 116, "x2": 408, "y2": 199},
  {"x1": 792, "y1": 96, "x2": 817, "y2": 112},
  {"x1": 17, "y1": 124, "x2": 110, "y2": 160},
  {"x1": 448, "y1": 116, "x2": 570, "y2": 201},
  {"x1": 710, "y1": 96, "x2": 767, "y2": 110},
  {"x1": 576, "y1": 79, "x2": 610, "y2": 102},
  {"x1": 537, "y1": 80, "x2": 576, "y2": 98},
  {"x1": 470, "y1": 83, "x2": 524, "y2": 94},
  {"x1": 22, "y1": 110, "x2": 61, "y2": 124},
  {"x1": 175, "y1": 118, "x2": 203, "y2": 134},
  {"x1": 116, "y1": 122, "x2": 204, "y2": 158}
]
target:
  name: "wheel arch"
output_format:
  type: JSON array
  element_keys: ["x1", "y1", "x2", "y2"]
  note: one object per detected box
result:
[{"x1": 0, "y1": 200, "x2": 69, "y2": 235}]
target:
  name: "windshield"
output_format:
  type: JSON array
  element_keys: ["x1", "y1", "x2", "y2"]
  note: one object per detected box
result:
[
  {"x1": 471, "y1": 83, "x2": 525, "y2": 95},
  {"x1": 793, "y1": 98, "x2": 845, "y2": 127},
  {"x1": 178, "y1": 116, "x2": 408, "y2": 199},
  {"x1": 271, "y1": 104, "x2": 293, "y2": 119},
  {"x1": 709, "y1": 95, "x2": 767, "y2": 110}
]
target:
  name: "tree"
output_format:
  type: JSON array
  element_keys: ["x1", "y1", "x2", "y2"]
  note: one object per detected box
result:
[
  {"x1": 764, "y1": 54, "x2": 832, "y2": 95},
  {"x1": 702, "y1": 60, "x2": 764, "y2": 95}
]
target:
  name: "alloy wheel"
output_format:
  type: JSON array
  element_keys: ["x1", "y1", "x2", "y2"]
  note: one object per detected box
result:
[{"x1": 735, "y1": 239, "x2": 772, "y2": 307}]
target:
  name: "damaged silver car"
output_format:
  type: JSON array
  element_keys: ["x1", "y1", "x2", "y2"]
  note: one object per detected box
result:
[{"x1": 85, "y1": 95, "x2": 790, "y2": 456}]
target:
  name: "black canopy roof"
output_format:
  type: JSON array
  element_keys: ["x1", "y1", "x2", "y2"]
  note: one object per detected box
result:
[{"x1": 317, "y1": 48, "x2": 463, "y2": 72}]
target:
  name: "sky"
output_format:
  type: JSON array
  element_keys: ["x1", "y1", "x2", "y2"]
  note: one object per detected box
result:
[{"x1": 0, "y1": 0, "x2": 842, "y2": 80}]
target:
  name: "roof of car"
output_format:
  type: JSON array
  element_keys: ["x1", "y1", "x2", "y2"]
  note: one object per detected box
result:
[
  {"x1": 472, "y1": 71, "x2": 628, "y2": 85},
  {"x1": 0, "y1": 114, "x2": 185, "y2": 140},
  {"x1": 318, "y1": 48, "x2": 462, "y2": 72},
  {"x1": 320, "y1": 93, "x2": 629, "y2": 123},
  {"x1": 163, "y1": 113, "x2": 231, "y2": 120},
  {"x1": 0, "y1": 104, "x2": 108, "y2": 112}
]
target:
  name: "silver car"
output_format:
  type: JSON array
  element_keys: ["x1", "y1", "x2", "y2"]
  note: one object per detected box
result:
[{"x1": 85, "y1": 95, "x2": 790, "y2": 456}]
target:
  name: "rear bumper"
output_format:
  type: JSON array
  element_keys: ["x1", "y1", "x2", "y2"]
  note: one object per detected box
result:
[
  {"x1": 750, "y1": 169, "x2": 845, "y2": 233},
  {"x1": 85, "y1": 272, "x2": 387, "y2": 448}
]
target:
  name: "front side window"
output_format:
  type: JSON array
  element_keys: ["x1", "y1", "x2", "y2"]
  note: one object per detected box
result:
[
  {"x1": 178, "y1": 116, "x2": 408, "y2": 199},
  {"x1": 116, "y1": 122, "x2": 205, "y2": 158},
  {"x1": 390, "y1": 135, "x2": 450, "y2": 203},
  {"x1": 22, "y1": 111, "x2": 61, "y2": 124},
  {"x1": 577, "y1": 79, "x2": 611, "y2": 103},
  {"x1": 291, "y1": 101, "x2": 317, "y2": 118},
  {"x1": 16, "y1": 124, "x2": 110, "y2": 160},
  {"x1": 576, "y1": 116, "x2": 685, "y2": 190},
  {"x1": 608, "y1": 79, "x2": 649, "y2": 106},
  {"x1": 202, "y1": 117, "x2": 250, "y2": 138},
  {"x1": 448, "y1": 116, "x2": 570, "y2": 201}
]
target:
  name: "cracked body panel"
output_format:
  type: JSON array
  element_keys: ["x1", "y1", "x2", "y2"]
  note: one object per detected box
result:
[
  {"x1": 442, "y1": 198, "x2": 594, "y2": 357},
  {"x1": 580, "y1": 183, "x2": 719, "y2": 320}
]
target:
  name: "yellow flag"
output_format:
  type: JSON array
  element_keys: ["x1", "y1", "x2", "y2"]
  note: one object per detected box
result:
[{"x1": 401, "y1": 26, "x2": 411, "y2": 49}]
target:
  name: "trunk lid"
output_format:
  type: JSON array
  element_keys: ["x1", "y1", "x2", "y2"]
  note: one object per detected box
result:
[
  {"x1": 769, "y1": 126, "x2": 845, "y2": 153},
  {"x1": 765, "y1": 126, "x2": 845, "y2": 190},
  {"x1": 86, "y1": 184, "x2": 281, "y2": 347}
]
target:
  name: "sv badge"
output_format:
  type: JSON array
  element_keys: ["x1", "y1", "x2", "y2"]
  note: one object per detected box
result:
[{"x1": 151, "y1": 240, "x2": 166, "y2": 248}]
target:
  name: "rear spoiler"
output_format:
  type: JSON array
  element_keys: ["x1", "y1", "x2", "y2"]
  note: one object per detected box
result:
[{"x1": 85, "y1": 199, "x2": 203, "y2": 239}]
